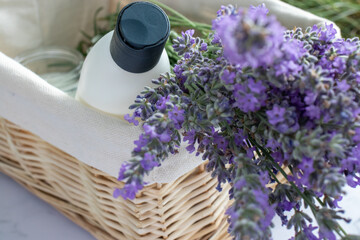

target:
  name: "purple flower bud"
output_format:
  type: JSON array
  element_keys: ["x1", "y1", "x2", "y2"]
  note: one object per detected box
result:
[
  {"x1": 213, "y1": 4, "x2": 284, "y2": 68},
  {"x1": 182, "y1": 29, "x2": 195, "y2": 37},
  {"x1": 159, "y1": 130, "x2": 171, "y2": 143},
  {"x1": 118, "y1": 180, "x2": 143, "y2": 200},
  {"x1": 200, "y1": 42, "x2": 208, "y2": 51},
  {"x1": 168, "y1": 106, "x2": 185, "y2": 129},
  {"x1": 134, "y1": 134, "x2": 149, "y2": 152},
  {"x1": 249, "y1": 3, "x2": 269, "y2": 15},
  {"x1": 117, "y1": 163, "x2": 131, "y2": 181},
  {"x1": 305, "y1": 105, "x2": 321, "y2": 120},
  {"x1": 337, "y1": 80, "x2": 350, "y2": 92},
  {"x1": 319, "y1": 24, "x2": 337, "y2": 42},
  {"x1": 266, "y1": 105, "x2": 286, "y2": 125},
  {"x1": 247, "y1": 78, "x2": 266, "y2": 94},
  {"x1": 141, "y1": 153, "x2": 159, "y2": 171},
  {"x1": 124, "y1": 114, "x2": 139, "y2": 126},
  {"x1": 220, "y1": 69, "x2": 235, "y2": 84},
  {"x1": 143, "y1": 124, "x2": 158, "y2": 139}
]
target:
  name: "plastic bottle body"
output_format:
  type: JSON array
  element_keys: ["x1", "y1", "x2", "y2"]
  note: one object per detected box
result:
[{"x1": 75, "y1": 31, "x2": 170, "y2": 117}]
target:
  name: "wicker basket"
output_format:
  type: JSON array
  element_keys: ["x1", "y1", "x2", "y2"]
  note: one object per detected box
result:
[
  {"x1": 0, "y1": 117, "x2": 232, "y2": 239},
  {"x1": 0, "y1": 1, "x2": 340, "y2": 239}
]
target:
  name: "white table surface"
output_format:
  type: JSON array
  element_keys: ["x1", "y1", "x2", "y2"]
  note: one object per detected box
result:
[
  {"x1": 0, "y1": 172, "x2": 95, "y2": 240},
  {"x1": 1, "y1": 171, "x2": 359, "y2": 240}
]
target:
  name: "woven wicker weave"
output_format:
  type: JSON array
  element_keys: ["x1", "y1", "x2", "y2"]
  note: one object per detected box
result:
[{"x1": 0, "y1": 117, "x2": 232, "y2": 240}]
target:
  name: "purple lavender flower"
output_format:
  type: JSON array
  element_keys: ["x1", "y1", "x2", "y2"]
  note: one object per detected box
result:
[
  {"x1": 353, "y1": 129, "x2": 360, "y2": 143},
  {"x1": 337, "y1": 80, "x2": 350, "y2": 92},
  {"x1": 235, "y1": 92, "x2": 260, "y2": 112},
  {"x1": 172, "y1": 29, "x2": 196, "y2": 56},
  {"x1": 168, "y1": 106, "x2": 185, "y2": 129},
  {"x1": 305, "y1": 105, "x2": 321, "y2": 120},
  {"x1": 200, "y1": 42, "x2": 208, "y2": 51},
  {"x1": 134, "y1": 134, "x2": 149, "y2": 152},
  {"x1": 220, "y1": 69, "x2": 236, "y2": 84},
  {"x1": 156, "y1": 96, "x2": 170, "y2": 111},
  {"x1": 124, "y1": 113, "x2": 139, "y2": 126},
  {"x1": 298, "y1": 157, "x2": 314, "y2": 177},
  {"x1": 346, "y1": 175, "x2": 360, "y2": 188},
  {"x1": 186, "y1": 144, "x2": 195, "y2": 153},
  {"x1": 275, "y1": 200, "x2": 293, "y2": 225},
  {"x1": 333, "y1": 39, "x2": 358, "y2": 55},
  {"x1": 159, "y1": 130, "x2": 172, "y2": 143},
  {"x1": 113, "y1": 188, "x2": 121, "y2": 198},
  {"x1": 303, "y1": 224, "x2": 319, "y2": 240},
  {"x1": 272, "y1": 107, "x2": 300, "y2": 134},
  {"x1": 173, "y1": 64, "x2": 187, "y2": 84},
  {"x1": 183, "y1": 130, "x2": 196, "y2": 153},
  {"x1": 117, "y1": 162, "x2": 131, "y2": 181},
  {"x1": 332, "y1": 196, "x2": 343, "y2": 208},
  {"x1": 289, "y1": 157, "x2": 316, "y2": 188},
  {"x1": 213, "y1": 4, "x2": 285, "y2": 68},
  {"x1": 274, "y1": 40, "x2": 306, "y2": 77},
  {"x1": 266, "y1": 105, "x2": 286, "y2": 125},
  {"x1": 266, "y1": 138, "x2": 280, "y2": 150},
  {"x1": 117, "y1": 4, "x2": 360, "y2": 240},
  {"x1": 319, "y1": 227, "x2": 337, "y2": 240},
  {"x1": 249, "y1": 3, "x2": 269, "y2": 15},
  {"x1": 253, "y1": 188, "x2": 275, "y2": 230},
  {"x1": 304, "y1": 92, "x2": 318, "y2": 105},
  {"x1": 215, "y1": 5, "x2": 237, "y2": 19},
  {"x1": 213, "y1": 130, "x2": 228, "y2": 151},
  {"x1": 117, "y1": 179, "x2": 143, "y2": 200},
  {"x1": 182, "y1": 29, "x2": 195, "y2": 38},
  {"x1": 184, "y1": 52, "x2": 191, "y2": 59},
  {"x1": 274, "y1": 39, "x2": 305, "y2": 77},
  {"x1": 140, "y1": 153, "x2": 159, "y2": 171},
  {"x1": 233, "y1": 82, "x2": 267, "y2": 112},
  {"x1": 211, "y1": 34, "x2": 221, "y2": 45},
  {"x1": 234, "y1": 178, "x2": 247, "y2": 190},
  {"x1": 234, "y1": 130, "x2": 246, "y2": 147},
  {"x1": 319, "y1": 24, "x2": 337, "y2": 42},
  {"x1": 143, "y1": 124, "x2": 158, "y2": 139},
  {"x1": 228, "y1": 171, "x2": 275, "y2": 238},
  {"x1": 248, "y1": 78, "x2": 266, "y2": 94},
  {"x1": 246, "y1": 147, "x2": 255, "y2": 158}
]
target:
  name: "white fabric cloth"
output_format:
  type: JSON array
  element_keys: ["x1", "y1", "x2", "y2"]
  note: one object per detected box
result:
[
  {"x1": 0, "y1": 0, "x2": 341, "y2": 183},
  {"x1": 0, "y1": 52, "x2": 202, "y2": 183},
  {"x1": 0, "y1": 0, "x2": 109, "y2": 58}
]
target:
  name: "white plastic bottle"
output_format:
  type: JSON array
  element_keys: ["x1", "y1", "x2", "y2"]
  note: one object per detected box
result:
[{"x1": 76, "y1": 2, "x2": 170, "y2": 117}]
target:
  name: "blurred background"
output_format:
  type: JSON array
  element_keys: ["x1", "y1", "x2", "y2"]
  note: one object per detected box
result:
[
  {"x1": 282, "y1": 0, "x2": 360, "y2": 38},
  {"x1": 76, "y1": 0, "x2": 360, "y2": 59},
  {"x1": 78, "y1": 0, "x2": 360, "y2": 58},
  {"x1": 109, "y1": 0, "x2": 360, "y2": 39},
  {"x1": 1, "y1": 0, "x2": 359, "y2": 58},
  {"x1": 111, "y1": 0, "x2": 360, "y2": 38}
]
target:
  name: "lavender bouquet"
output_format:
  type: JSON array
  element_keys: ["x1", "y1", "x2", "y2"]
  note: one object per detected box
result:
[{"x1": 114, "y1": 3, "x2": 360, "y2": 240}]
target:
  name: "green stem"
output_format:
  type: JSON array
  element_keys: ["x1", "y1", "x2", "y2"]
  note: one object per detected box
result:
[
  {"x1": 339, "y1": 226, "x2": 348, "y2": 237},
  {"x1": 267, "y1": 166, "x2": 281, "y2": 184},
  {"x1": 249, "y1": 137, "x2": 316, "y2": 209},
  {"x1": 248, "y1": 137, "x2": 347, "y2": 238},
  {"x1": 168, "y1": 16, "x2": 212, "y2": 29},
  {"x1": 169, "y1": 19, "x2": 212, "y2": 30},
  {"x1": 255, "y1": 112, "x2": 274, "y2": 129},
  {"x1": 170, "y1": 22, "x2": 209, "y2": 30},
  {"x1": 207, "y1": 46, "x2": 222, "y2": 52},
  {"x1": 316, "y1": 197, "x2": 325, "y2": 207}
]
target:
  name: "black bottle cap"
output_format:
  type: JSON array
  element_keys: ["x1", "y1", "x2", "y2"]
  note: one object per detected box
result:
[{"x1": 110, "y1": 1, "x2": 170, "y2": 73}]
